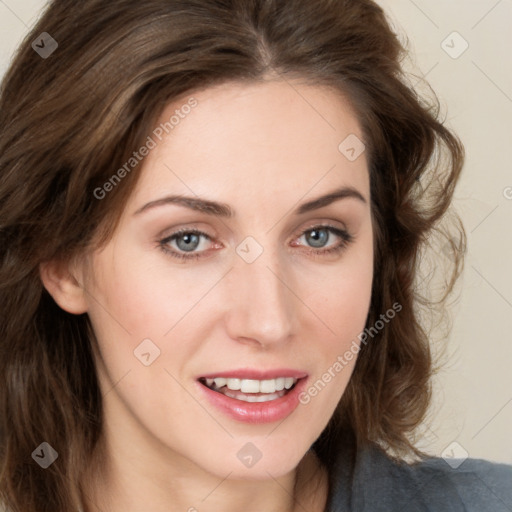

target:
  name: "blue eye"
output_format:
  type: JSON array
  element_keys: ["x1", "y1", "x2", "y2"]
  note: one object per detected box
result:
[
  {"x1": 302, "y1": 227, "x2": 334, "y2": 248},
  {"x1": 173, "y1": 232, "x2": 202, "y2": 252},
  {"x1": 158, "y1": 225, "x2": 354, "y2": 261},
  {"x1": 159, "y1": 229, "x2": 211, "y2": 260}
]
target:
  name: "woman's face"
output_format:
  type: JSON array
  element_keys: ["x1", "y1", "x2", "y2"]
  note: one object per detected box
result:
[{"x1": 74, "y1": 80, "x2": 373, "y2": 480}]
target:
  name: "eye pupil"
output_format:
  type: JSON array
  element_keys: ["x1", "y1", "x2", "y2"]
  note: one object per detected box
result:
[
  {"x1": 306, "y1": 228, "x2": 329, "y2": 248},
  {"x1": 176, "y1": 233, "x2": 200, "y2": 252}
]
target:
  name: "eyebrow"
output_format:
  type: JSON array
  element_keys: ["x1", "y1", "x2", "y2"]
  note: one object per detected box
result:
[{"x1": 133, "y1": 185, "x2": 367, "y2": 218}]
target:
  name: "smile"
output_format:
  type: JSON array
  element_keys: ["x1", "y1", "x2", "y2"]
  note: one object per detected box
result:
[
  {"x1": 196, "y1": 372, "x2": 308, "y2": 423},
  {"x1": 199, "y1": 377, "x2": 298, "y2": 402}
]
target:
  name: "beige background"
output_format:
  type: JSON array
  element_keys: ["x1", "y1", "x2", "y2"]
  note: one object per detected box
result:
[{"x1": 1, "y1": 0, "x2": 511, "y2": 464}]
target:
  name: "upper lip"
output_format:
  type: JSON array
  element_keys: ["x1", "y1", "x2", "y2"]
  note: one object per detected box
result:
[{"x1": 198, "y1": 368, "x2": 308, "y2": 380}]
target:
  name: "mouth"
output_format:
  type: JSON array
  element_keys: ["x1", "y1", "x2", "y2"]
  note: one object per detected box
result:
[
  {"x1": 198, "y1": 376, "x2": 299, "y2": 403},
  {"x1": 196, "y1": 369, "x2": 309, "y2": 423}
]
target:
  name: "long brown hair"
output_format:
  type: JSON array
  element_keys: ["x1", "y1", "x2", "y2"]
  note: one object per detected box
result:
[{"x1": 0, "y1": 0, "x2": 466, "y2": 510}]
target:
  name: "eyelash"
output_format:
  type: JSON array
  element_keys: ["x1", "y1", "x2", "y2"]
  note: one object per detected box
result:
[{"x1": 158, "y1": 224, "x2": 354, "y2": 262}]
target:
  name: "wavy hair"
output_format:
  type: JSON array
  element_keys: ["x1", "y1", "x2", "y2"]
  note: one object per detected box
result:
[{"x1": 0, "y1": 0, "x2": 466, "y2": 510}]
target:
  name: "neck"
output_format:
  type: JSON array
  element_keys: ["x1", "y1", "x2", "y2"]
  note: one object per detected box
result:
[{"x1": 81, "y1": 430, "x2": 328, "y2": 512}]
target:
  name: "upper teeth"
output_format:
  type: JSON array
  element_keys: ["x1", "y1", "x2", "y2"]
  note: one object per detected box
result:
[{"x1": 205, "y1": 377, "x2": 297, "y2": 393}]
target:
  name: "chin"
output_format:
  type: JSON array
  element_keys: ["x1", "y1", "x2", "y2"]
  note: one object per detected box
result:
[{"x1": 187, "y1": 440, "x2": 308, "y2": 481}]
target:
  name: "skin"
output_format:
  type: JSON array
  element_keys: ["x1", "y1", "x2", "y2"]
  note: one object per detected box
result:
[{"x1": 40, "y1": 79, "x2": 374, "y2": 512}]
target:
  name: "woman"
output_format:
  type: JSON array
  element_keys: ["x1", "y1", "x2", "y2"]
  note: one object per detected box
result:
[{"x1": 0, "y1": 1, "x2": 510, "y2": 511}]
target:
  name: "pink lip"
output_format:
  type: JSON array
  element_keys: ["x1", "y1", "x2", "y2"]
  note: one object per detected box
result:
[
  {"x1": 196, "y1": 375, "x2": 309, "y2": 424},
  {"x1": 198, "y1": 368, "x2": 308, "y2": 380}
]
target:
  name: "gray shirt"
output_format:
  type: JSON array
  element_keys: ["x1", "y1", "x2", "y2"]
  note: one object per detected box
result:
[{"x1": 326, "y1": 441, "x2": 512, "y2": 511}]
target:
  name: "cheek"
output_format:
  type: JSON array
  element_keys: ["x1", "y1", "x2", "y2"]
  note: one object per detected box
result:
[
  {"x1": 83, "y1": 244, "x2": 221, "y2": 390},
  {"x1": 87, "y1": 245, "x2": 210, "y2": 340},
  {"x1": 296, "y1": 262, "x2": 373, "y2": 422},
  {"x1": 308, "y1": 249, "x2": 373, "y2": 346}
]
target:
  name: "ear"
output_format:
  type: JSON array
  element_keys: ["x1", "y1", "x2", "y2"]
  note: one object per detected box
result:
[{"x1": 39, "y1": 257, "x2": 88, "y2": 314}]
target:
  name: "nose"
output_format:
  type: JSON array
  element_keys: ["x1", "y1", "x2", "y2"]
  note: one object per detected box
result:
[{"x1": 223, "y1": 245, "x2": 295, "y2": 348}]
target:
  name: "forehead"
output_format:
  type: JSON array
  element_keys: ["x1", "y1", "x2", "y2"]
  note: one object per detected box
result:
[{"x1": 127, "y1": 79, "x2": 369, "y2": 214}]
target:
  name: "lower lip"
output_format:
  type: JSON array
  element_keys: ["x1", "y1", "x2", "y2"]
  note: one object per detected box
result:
[{"x1": 196, "y1": 378, "x2": 308, "y2": 424}]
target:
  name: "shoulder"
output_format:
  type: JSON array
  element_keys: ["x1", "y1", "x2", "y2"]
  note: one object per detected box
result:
[
  {"x1": 405, "y1": 452, "x2": 512, "y2": 511},
  {"x1": 329, "y1": 441, "x2": 512, "y2": 511}
]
